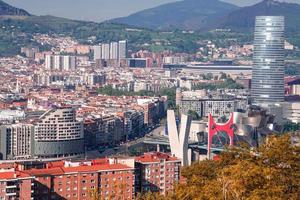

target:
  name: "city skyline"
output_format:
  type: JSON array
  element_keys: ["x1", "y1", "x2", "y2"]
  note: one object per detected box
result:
[
  {"x1": 4, "y1": 0, "x2": 300, "y2": 22},
  {"x1": 0, "y1": 0, "x2": 299, "y2": 198}
]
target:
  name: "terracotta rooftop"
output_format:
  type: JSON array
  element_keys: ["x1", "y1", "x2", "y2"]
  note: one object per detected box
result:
[
  {"x1": 25, "y1": 163, "x2": 133, "y2": 176},
  {"x1": 135, "y1": 152, "x2": 180, "y2": 163},
  {"x1": 0, "y1": 171, "x2": 32, "y2": 180}
]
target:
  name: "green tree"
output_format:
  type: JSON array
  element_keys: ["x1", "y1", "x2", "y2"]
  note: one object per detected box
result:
[
  {"x1": 97, "y1": 86, "x2": 176, "y2": 109},
  {"x1": 187, "y1": 110, "x2": 201, "y2": 120},
  {"x1": 193, "y1": 78, "x2": 244, "y2": 90},
  {"x1": 220, "y1": 72, "x2": 227, "y2": 80},
  {"x1": 172, "y1": 134, "x2": 300, "y2": 200},
  {"x1": 137, "y1": 135, "x2": 300, "y2": 200}
]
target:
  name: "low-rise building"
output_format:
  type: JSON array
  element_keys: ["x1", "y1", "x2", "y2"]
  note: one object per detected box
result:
[{"x1": 179, "y1": 90, "x2": 249, "y2": 118}]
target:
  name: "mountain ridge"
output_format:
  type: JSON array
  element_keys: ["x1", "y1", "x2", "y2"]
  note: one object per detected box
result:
[
  {"x1": 112, "y1": 0, "x2": 300, "y2": 33},
  {"x1": 111, "y1": 0, "x2": 239, "y2": 31},
  {"x1": 0, "y1": 0, "x2": 30, "y2": 16},
  {"x1": 220, "y1": 0, "x2": 300, "y2": 34}
]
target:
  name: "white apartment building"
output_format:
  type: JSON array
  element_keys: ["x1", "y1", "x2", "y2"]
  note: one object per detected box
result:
[
  {"x1": 0, "y1": 124, "x2": 34, "y2": 160},
  {"x1": 34, "y1": 108, "x2": 84, "y2": 158},
  {"x1": 118, "y1": 40, "x2": 127, "y2": 59},
  {"x1": 110, "y1": 42, "x2": 119, "y2": 60},
  {"x1": 44, "y1": 55, "x2": 76, "y2": 71},
  {"x1": 93, "y1": 45, "x2": 102, "y2": 60},
  {"x1": 101, "y1": 43, "x2": 110, "y2": 60}
]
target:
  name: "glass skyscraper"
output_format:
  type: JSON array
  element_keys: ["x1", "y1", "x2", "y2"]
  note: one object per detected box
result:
[{"x1": 251, "y1": 16, "x2": 285, "y2": 105}]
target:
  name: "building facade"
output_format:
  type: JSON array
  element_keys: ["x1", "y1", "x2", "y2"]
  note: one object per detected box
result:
[
  {"x1": 179, "y1": 90, "x2": 248, "y2": 118},
  {"x1": 34, "y1": 108, "x2": 84, "y2": 158},
  {"x1": 251, "y1": 16, "x2": 285, "y2": 104},
  {"x1": 0, "y1": 172, "x2": 34, "y2": 200},
  {"x1": 135, "y1": 152, "x2": 181, "y2": 195},
  {"x1": 28, "y1": 160, "x2": 135, "y2": 200},
  {"x1": 118, "y1": 40, "x2": 127, "y2": 60},
  {"x1": 0, "y1": 124, "x2": 34, "y2": 160},
  {"x1": 45, "y1": 55, "x2": 77, "y2": 71},
  {"x1": 0, "y1": 153, "x2": 181, "y2": 199}
]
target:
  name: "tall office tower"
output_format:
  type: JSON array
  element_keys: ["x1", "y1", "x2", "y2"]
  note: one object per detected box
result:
[
  {"x1": 118, "y1": 40, "x2": 127, "y2": 60},
  {"x1": 101, "y1": 43, "x2": 110, "y2": 60},
  {"x1": 34, "y1": 107, "x2": 84, "y2": 158},
  {"x1": 251, "y1": 16, "x2": 285, "y2": 105},
  {"x1": 0, "y1": 124, "x2": 35, "y2": 160},
  {"x1": 110, "y1": 42, "x2": 119, "y2": 60},
  {"x1": 93, "y1": 45, "x2": 102, "y2": 61}
]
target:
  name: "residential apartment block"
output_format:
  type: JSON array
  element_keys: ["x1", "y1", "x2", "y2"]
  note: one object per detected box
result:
[{"x1": 0, "y1": 152, "x2": 180, "y2": 199}]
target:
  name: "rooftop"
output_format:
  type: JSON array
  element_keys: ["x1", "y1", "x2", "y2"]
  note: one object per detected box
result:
[
  {"x1": 136, "y1": 152, "x2": 180, "y2": 164},
  {"x1": 25, "y1": 159, "x2": 134, "y2": 176}
]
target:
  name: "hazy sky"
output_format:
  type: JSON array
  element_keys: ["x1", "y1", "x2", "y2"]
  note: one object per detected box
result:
[{"x1": 4, "y1": 0, "x2": 300, "y2": 22}]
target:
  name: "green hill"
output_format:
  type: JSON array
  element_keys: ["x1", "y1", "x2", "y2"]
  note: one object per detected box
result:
[
  {"x1": 112, "y1": 0, "x2": 238, "y2": 31},
  {"x1": 221, "y1": 0, "x2": 300, "y2": 34},
  {"x1": 0, "y1": 0, "x2": 30, "y2": 16}
]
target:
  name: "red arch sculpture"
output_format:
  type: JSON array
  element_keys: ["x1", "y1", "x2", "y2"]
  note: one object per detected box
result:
[{"x1": 207, "y1": 113, "x2": 234, "y2": 159}]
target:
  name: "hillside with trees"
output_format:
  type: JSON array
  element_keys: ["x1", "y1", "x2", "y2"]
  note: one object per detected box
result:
[{"x1": 137, "y1": 134, "x2": 300, "y2": 200}]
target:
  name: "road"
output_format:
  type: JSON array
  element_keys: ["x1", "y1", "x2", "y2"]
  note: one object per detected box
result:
[{"x1": 85, "y1": 125, "x2": 165, "y2": 158}]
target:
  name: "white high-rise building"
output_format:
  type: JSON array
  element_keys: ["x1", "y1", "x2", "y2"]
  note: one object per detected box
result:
[
  {"x1": 110, "y1": 42, "x2": 119, "y2": 60},
  {"x1": 118, "y1": 40, "x2": 127, "y2": 60},
  {"x1": 45, "y1": 54, "x2": 52, "y2": 70},
  {"x1": 93, "y1": 45, "x2": 102, "y2": 61},
  {"x1": 62, "y1": 56, "x2": 76, "y2": 71},
  {"x1": 44, "y1": 55, "x2": 76, "y2": 71},
  {"x1": 101, "y1": 43, "x2": 110, "y2": 60},
  {"x1": 53, "y1": 55, "x2": 61, "y2": 70},
  {"x1": 0, "y1": 124, "x2": 34, "y2": 160}
]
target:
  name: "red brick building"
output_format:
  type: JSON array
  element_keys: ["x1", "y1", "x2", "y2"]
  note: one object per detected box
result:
[
  {"x1": 0, "y1": 153, "x2": 181, "y2": 199},
  {"x1": 135, "y1": 152, "x2": 181, "y2": 195},
  {"x1": 25, "y1": 159, "x2": 135, "y2": 200},
  {"x1": 0, "y1": 171, "x2": 34, "y2": 200}
]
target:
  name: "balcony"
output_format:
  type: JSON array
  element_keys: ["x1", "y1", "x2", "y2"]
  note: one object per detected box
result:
[
  {"x1": 6, "y1": 185, "x2": 17, "y2": 189},
  {"x1": 5, "y1": 192, "x2": 17, "y2": 196}
]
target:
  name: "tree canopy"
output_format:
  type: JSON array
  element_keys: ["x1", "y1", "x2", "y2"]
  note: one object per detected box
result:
[
  {"x1": 137, "y1": 134, "x2": 300, "y2": 200},
  {"x1": 97, "y1": 86, "x2": 176, "y2": 109},
  {"x1": 193, "y1": 78, "x2": 244, "y2": 91}
]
